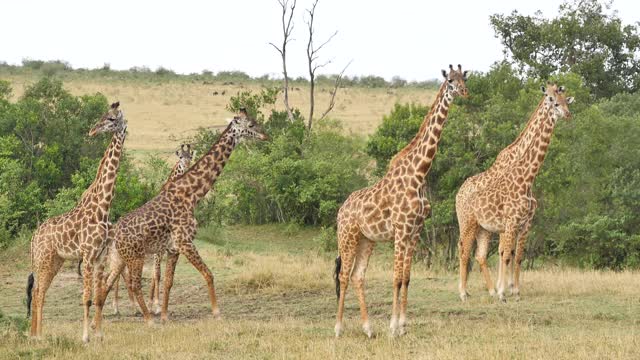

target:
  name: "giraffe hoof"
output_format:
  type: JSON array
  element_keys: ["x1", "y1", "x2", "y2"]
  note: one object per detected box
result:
[
  {"x1": 212, "y1": 309, "x2": 222, "y2": 320},
  {"x1": 489, "y1": 289, "x2": 496, "y2": 297},
  {"x1": 334, "y1": 323, "x2": 343, "y2": 338},
  {"x1": 459, "y1": 292, "x2": 470, "y2": 302},
  {"x1": 362, "y1": 322, "x2": 373, "y2": 338},
  {"x1": 146, "y1": 318, "x2": 155, "y2": 327},
  {"x1": 90, "y1": 320, "x2": 96, "y2": 330},
  {"x1": 82, "y1": 334, "x2": 90, "y2": 343},
  {"x1": 94, "y1": 331, "x2": 104, "y2": 341},
  {"x1": 498, "y1": 295, "x2": 507, "y2": 303}
]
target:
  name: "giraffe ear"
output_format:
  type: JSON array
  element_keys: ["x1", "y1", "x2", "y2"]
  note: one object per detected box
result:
[
  {"x1": 462, "y1": 70, "x2": 469, "y2": 80},
  {"x1": 540, "y1": 85, "x2": 546, "y2": 94},
  {"x1": 566, "y1": 97, "x2": 575, "y2": 104},
  {"x1": 111, "y1": 101, "x2": 120, "y2": 109},
  {"x1": 441, "y1": 69, "x2": 447, "y2": 79},
  {"x1": 175, "y1": 150, "x2": 180, "y2": 156}
]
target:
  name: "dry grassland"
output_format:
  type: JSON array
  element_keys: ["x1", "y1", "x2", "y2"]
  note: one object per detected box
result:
[
  {"x1": 1, "y1": 225, "x2": 639, "y2": 359},
  {"x1": 3, "y1": 74, "x2": 436, "y2": 157}
]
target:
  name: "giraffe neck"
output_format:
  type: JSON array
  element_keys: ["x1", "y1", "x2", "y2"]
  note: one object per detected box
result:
[
  {"x1": 161, "y1": 159, "x2": 189, "y2": 191},
  {"x1": 518, "y1": 108, "x2": 558, "y2": 187},
  {"x1": 389, "y1": 82, "x2": 448, "y2": 170},
  {"x1": 496, "y1": 97, "x2": 549, "y2": 165},
  {"x1": 169, "y1": 127, "x2": 237, "y2": 207},
  {"x1": 394, "y1": 81, "x2": 451, "y2": 182},
  {"x1": 78, "y1": 129, "x2": 127, "y2": 215}
]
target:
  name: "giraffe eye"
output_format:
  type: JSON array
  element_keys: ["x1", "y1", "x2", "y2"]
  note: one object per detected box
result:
[{"x1": 448, "y1": 79, "x2": 453, "y2": 83}]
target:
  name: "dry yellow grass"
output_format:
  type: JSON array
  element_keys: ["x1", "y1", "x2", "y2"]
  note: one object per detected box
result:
[
  {"x1": 2, "y1": 75, "x2": 436, "y2": 155},
  {"x1": 1, "y1": 225, "x2": 639, "y2": 359}
]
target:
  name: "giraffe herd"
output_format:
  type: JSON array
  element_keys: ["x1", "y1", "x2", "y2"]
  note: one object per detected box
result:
[{"x1": 25, "y1": 65, "x2": 575, "y2": 342}]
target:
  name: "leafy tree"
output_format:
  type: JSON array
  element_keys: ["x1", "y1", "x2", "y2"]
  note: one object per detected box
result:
[{"x1": 490, "y1": 0, "x2": 640, "y2": 98}]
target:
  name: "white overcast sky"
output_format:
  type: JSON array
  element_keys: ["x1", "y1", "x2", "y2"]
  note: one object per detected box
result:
[{"x1": 2, "y1": 0, "x2": 638, "y2": 81}]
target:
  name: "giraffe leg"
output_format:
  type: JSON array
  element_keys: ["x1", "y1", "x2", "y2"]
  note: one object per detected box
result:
[
  {"x1": 150, "y1": 253, "x2": 163, "y2": 315},
  {"x1": 351, "y1": 237, "x2": 374, "y2": 338},
  {"x1": 513, "y1": 209, "x2": 535, "y2": 301},
  {"x1": 91, "y1": 260, "x2": 106, "y2": 338},
  {"x1": 112, "y1": 275, "x2": 120, "y2": 315},
  {"x1": 475, "y1": 229, "x2": 496, "y2": 297},
  {"x1": 497, "y1": 227, "x2": 517, "y2": 303},
  {"x1": 398, "y1": 233, "x2": 419, "y2": 336},
  {"x1": 334, "y1": 227, "x2": 359, "y2": 338},
  {"x1": 31, "y1": 255, "x2": 64, "y2": 338},
  {"x1": 81, "y1": 257, "x2": 96, "y2": 343},
  {"x1": 458, "y1": 220, "x2": 478, "y2": 301},
  {"x1": 178, "y1": 242, "x2": 220, "y2": 319},
  {"x1": 390, "y1": 231, "x2": 408, "y2": 337},
  {"x1": 160, "y1": 252, "x2": 179, "y2": 322},
  {"x1": 126, "y1": 259, "x2": 154, "y2": 325},
  {"x1": 122, "y1": 269, "x2": 137, "y2": 310}
]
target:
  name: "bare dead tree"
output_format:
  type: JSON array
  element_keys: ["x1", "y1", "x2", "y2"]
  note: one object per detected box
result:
[
  {"x1": 318, "y1": 60, "x2": 352, "y2": 122},
  {"x1": 305, "y1": 0, "x2": 337, "y2": 130},
  {"x1": 269, "y1": 0, "x2": 297, "y2": 122}
]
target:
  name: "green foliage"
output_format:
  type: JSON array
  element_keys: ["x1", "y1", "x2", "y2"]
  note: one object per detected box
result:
[
  {"x1": 490, "y1": 0, "x2": 640, "y2": 98},
  {"x1": 367, "y1": 62, "x2": 640, "y2": 269},
  {"x1": 45, "y1": 154, "x2": 157, "y2": 222},
  {"x1": 366, "y1": 103, "x2": 429, "y2": 175},
  {"x1": 313, "y1": 226, "x2": 337, "y2": 253},
  {"x1": 186, "y1": 91, "x2": 370, "y2": 227}
]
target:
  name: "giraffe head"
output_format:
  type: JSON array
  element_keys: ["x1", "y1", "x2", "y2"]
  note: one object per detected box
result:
[
  {"x1": 175, "y1": 143, "x2": 195, "y2": 170},
  {"x1": 441, "y1": 64, "x2": 469, "y2": 98},
  {"x1": 228, "y1": 108, "x2": 268, "y2": 142},
  {"x1": 89, "y1": 102, "x2": 127, "y2": 136},
  {"x1": 541, "y1": 84, "x2": 575, "y2": 120}
]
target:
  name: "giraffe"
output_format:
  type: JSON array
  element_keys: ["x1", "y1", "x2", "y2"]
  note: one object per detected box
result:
[
  {"x1": 94, "y1": 109, "x2": 267, "y2": 328},
  {"x1": 455, "y1": 85, "x2": 557, "y2": 301},
  {"x1": 334, "y1": 65, "x2": 469, "y2": 338},
  {"x1": 26, "y1": 102, "x2": 127, "y2": 343},
  {"x1": 456, "y1": 84, "x2": 574, "y2": 302},
  {"x1": 110, "y1": 144, "x2": 195, "y2": 315}
]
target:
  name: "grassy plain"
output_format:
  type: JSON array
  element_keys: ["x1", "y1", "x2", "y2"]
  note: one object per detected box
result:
[
  {"x1": 2, "y1": 73, "x2": 436, "y2": 158},
  {"x1": 1, "y1": 225, "x2": 639, "y2": 359}
]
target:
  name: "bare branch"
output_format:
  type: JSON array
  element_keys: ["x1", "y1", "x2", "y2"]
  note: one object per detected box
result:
[
  {"x1": 314, "y1": 31, "x2": 338, "y2": 55},
  {"x1": 271, "y1": 0, "x2": 296, "y2": 122},
  {"x1": 319, "y1": 60, "x2": 352, "y2": 122},
  {"x1": 306, "y1": 0, "x2": 340, "y2": 131}
]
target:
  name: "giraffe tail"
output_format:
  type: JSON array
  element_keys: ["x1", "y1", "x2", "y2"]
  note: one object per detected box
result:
[
  {"x1": 334, "y1": 256, "x2": 342, "y2": 301},
  {"x1": 26, "y1": 273, "x2": 34, "y2": 318}
]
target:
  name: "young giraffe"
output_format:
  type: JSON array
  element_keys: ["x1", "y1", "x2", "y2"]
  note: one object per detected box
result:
[
  {"x1": 456, "y1": 84, "x2": 574, "y2": 302},
  {"x1": 110, "y1": 144, "x2": 196, "y2": 315},
  {"x1": 455, "y1": 85, "x2": 557, "y2": 301},
  {"x1": 95, "y1": 109, "x2": 267, "y2": 327},
  {"x1": 334, "y1": 65, "x2": 469, "y2": 338},
  {"x1": 26, "y1": 102, "x2": 127, "y2": 343}
]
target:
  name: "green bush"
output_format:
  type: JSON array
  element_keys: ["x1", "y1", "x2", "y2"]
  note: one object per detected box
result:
[{"x1": 186, "y1": 90, "x2": 370, "y2": 227}]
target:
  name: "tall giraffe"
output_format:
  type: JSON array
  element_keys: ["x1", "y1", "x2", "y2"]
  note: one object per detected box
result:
[
  {"x1": 456, "y1": 84, "x2": 574, "y2": 302},
  {"x1": 94, "y1": 109, "x2": 267, "y2": 329},
  {"x1": 334, "y1": 65, "x2": 469, "y2": 338},
  {"x1": 110, "y1": 144, "x2": 195, "y2": 315},
  {"x1": 26, "y1": 102, "x2": 127, "y2": 343},
  {"x1": 455, "y1": 85, "x2": 557, "y2": 301}
]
